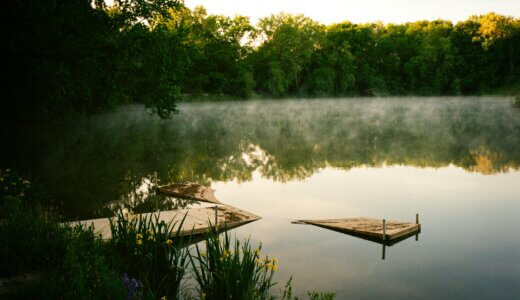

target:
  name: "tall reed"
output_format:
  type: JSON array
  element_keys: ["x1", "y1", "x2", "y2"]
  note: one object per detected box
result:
[
  {"x1": 190, "y1": 227, "x2": 277, "y2": 300},
  {"x1": 109, "y1": 211, "x2": 190, "y2": 299}
]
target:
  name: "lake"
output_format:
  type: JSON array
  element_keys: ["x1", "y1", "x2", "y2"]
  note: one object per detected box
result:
[{"x1": 6, "y1": 97, "x2": 520, "y2": 299}]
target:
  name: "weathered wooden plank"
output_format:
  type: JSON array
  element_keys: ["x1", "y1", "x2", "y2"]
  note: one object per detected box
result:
[
  {"x1": 157, "y1": 182, "x2": 221, "y2": 204},
  {"x1": 68, "y1": 205, "x2": 260, "y2": 240},
  {"x1": 292, "y1": 217, "x2": 420, "y2": 242}
]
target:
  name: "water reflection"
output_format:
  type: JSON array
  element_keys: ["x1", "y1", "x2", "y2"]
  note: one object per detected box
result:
[
  {"x1": 2, "y1": 98, "x2": 519, "y2": 298},
  {"x1": 213, "y1": 167, "x2": 520, "y2": 298},
  {"x1": 3, "y1": 97, "x2": 520, "y2": 218}
]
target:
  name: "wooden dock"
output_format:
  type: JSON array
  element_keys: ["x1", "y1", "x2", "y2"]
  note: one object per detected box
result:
[
  {"x1": 68, "y1": 205, "x2": 260, "y2": 240},
  {"x1": 292, "y1": 216, "x2": 421, "y2": 243},
  {"x1": 157, "y1": 182, "x2": 221, "y2": 204}
]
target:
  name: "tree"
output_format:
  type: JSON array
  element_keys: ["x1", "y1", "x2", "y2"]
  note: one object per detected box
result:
[
  {"x1": 253, "y1": 14, "x2": 324, "y2": 96},
  {"x1": 472, "y1": 13, "x2": 519, "y2": 78}
]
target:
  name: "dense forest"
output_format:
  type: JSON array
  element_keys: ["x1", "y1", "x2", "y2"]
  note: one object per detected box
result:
[{"x1": 1, "y1": 0, "x2": 519, "y2": 123}]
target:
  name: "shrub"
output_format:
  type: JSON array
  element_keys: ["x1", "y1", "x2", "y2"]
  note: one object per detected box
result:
[
  {"x1": 0, "y1": 177, "x2": 69, "y2": 277},
  {"x1": 0, "y1": 169, "x2": 31, "y2": 206}
]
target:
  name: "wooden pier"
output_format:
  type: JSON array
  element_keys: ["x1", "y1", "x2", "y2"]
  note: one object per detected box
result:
[
  {"x1": 157, "y1": 182, "x2": 221, "y2": 204},
  {"x1": 68, "y1": 205, "x2": 260, "y2": 240},
  {"x1": 293, "y1": 215, "x2": 421, "y2": 259},
  {"x1": 293, "y1": 216, "x2": 421, "y2": 243}
]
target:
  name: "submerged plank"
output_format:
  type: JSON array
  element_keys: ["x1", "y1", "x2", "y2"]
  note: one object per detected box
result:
[
  {"x1": 157, "y1": 182, "x2": 221, "y2": 204},
  {"x1": 68, "y1": 205, "x2": 260, "y2": 240},
  {"x1": 293, "y1": 217, "x2": 420, "y2": 242}
]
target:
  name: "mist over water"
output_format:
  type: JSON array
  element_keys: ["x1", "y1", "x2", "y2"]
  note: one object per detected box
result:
[
  {"x1": 5, "y1": 96, "x2": 519, "y2": 216},
  {"x1": 4, "y1": 97, "x2": 520, "y2": 299}
]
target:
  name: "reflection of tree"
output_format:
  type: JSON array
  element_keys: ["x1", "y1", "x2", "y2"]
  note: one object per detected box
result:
[{"x1": 4, "y1": 100, "x2": 520, "y2": 218}]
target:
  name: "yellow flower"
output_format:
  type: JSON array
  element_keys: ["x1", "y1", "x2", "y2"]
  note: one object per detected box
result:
[
  {"x1": 160, "y1": 296, "x2": 167, "y2": 300},
  {"x1": 136, "y1": 239, "x2": 143, "y2": 245},
  {"x1": 148, "y1": 235, "x2": 155, "y2": 241},
  {"x1": 146, "y1": 229, "x2": 153, "y2": 235},
  {"x1": 271, "y1": 257, "x2": 278, "y2": 263},
  {"x1": 125, "y1": 213, "x2": 136, "y2": 222},
  {"x1": 201, "y1": 252, "x2": 207, "y2": 257},
  {"x1": 136, "y1": 233, "x2": 143, "y2": 239},
  {"x1": 222, "y1": 249, "x2": 230, "y2": 259},
  {"x1": 255, "y1": 249, "x2": 260, "y2": 255},
  {"x1": 166, "y1": 239, "x2": 173, "y2": 245},
  {"x1": 201, "y1": 292, "x2": 206, "y2": 300},
  {"x1": 272, "y1": 264, "x2": 279, "y2": 271}
]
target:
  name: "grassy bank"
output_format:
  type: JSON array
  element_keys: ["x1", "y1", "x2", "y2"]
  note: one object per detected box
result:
[{"x1": 0, "y1": 169, "x2": 334, "y2": 299}]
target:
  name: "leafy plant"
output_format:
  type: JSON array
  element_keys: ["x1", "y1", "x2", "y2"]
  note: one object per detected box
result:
[
  {"x1": 190, "y1": 227, "x2": 277, "y2": 300},
  {"x1": 281, "y1": 277, "x2": 336, "y2": 300},
  {"x1": 109, "y1": 210, "x2": 190, "y2": 298},
  {"x1": 0, "y1": 169, "x2": 32, "y2": 207}
]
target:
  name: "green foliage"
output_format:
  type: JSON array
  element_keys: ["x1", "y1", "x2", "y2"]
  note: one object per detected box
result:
[
  {"x1": 0, "y1": 171, "x2": 341, "y2": 298},
  {"x1": 281, "y1": 277, "x2": 336, "y2": 300},
  {"x1": 0, "y1": 170, "x2": 68, "y2": 277},
  {"x1": 0, "y1": 196, "x2": 70, "y2": 277},
  {"x1": 253, "y1": 14, "x2": 324, "y2": 96},
  {"x1": 53, "y1": 227, "x2": 126, "y2": 299},
  {"x1": 8, "y1": 227, "x2": 126, "y2": 300},
  {"x1": 2, "y1": 0, "x2": 519, "y2": 127},
  {"x1": 190, "y1": 228, "x2": 277, "y2": 300},
  {"x1": 1, "y1": 0, "x2": 185, "y2": 125},
  {"x1": 109, "y1": 211, "x2": 190, "y2": 298},
  {"x1": 0, "y1": 169, "x2": 32, "y2": 206}
]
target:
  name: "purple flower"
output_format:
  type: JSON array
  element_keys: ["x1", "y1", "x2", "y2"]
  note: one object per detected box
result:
[{"x1": 122, "y1": 273, "x2": 142, "y2": 300}]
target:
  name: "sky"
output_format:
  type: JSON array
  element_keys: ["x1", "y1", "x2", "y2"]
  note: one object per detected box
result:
[{"x1": 184, "y1": 0, "x2": 520, "y2": 25}]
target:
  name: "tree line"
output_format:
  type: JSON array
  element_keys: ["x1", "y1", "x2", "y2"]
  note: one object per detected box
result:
[{"x1": 1, "y1": 0, "x2": 519, "y2": 123}]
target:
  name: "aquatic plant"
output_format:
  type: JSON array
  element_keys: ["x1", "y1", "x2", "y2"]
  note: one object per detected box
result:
[
  {"x1": 281, "y1": 277, "x2": 336, "y2": 300},
  {"x1": 190, "y1": 227, "x2": 276, "y2": 300},
  {"x1": 109, "y1": 210, "x2": 190, "y2": 298},
  {"x1": 0, "y1": 169, "x2": 336, "y2": 299}
]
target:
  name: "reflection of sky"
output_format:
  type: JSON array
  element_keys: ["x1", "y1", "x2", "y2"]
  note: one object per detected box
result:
[{"x1": 212, "y1": 166, "x2": 520, "y2": 299}]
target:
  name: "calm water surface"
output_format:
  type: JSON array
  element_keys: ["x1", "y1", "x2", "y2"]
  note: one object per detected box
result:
[{"x1": 6, "y1": 97, "x2": 520, "y2": 299}]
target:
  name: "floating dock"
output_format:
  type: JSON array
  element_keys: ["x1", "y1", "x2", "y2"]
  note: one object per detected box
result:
[
  {"x1": 157, "y1": 182, "x2": 221, "y2": 204},
  {"x1": 292, "y1": 216, "x2": 421, "y2": 243},
  {"x1": 68, "y1": 205, "x2": 260, "y2": 240}
]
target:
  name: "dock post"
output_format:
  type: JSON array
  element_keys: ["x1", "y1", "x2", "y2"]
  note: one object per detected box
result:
[
  {"x1": 382, "y1": 244, "x2": 386, "y2": 260},
  {"x1": 214, "y1": 206, "x2": 218, "y2": 228},
  {"x1": 382, "y1": 219, "x2": 386, "y2": 241},
  {"x1": 154, "y1": 171, "x2": 158, "y2": 212},
  {"x1": 415, "y1": 213, "x2": 419, "y2": 241}
]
